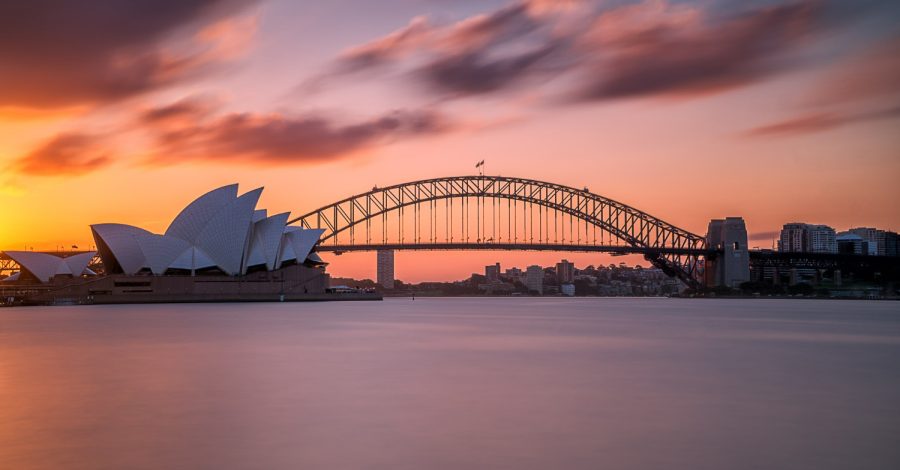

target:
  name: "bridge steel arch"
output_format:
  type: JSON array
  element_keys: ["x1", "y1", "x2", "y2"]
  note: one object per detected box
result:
[{"x1": 288, "y1": 176, "x2": 708, "y2": 289}]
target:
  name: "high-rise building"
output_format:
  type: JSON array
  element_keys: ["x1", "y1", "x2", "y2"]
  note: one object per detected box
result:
[
  {"x1": 525, "y1": 265, "x2": 543, "y2": 294},
  {"x1": 849, "y1": 227, "x2": 887, "y2": 256},
  {"x1": 807, "y1": 225, "x2": 837, "y2": 253},
  {"x1": 376, "y1": 249, "x2": 394, "y2": 289},
  {"x1": 778, "y1": 223, "x2": 836, "y2": 253},
  {"x1": 886, "y1": 231, "x2": 899, "y2": 257},
  {"x1": 779, "y1": 223, "x2": 807, "y2": 253},
  {"x1": 556, "y1": 259, "x2": 574, "y2": 284},
  {"x1": 485, "y1": 262, "x2": 500, "y2": 282}
]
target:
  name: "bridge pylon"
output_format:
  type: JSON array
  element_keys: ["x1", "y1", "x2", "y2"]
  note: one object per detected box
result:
[
  {"x1": 705, "y1": 217, "x2": 750, "y2": 288},
  {"x1": 377, "y1": 249, "x2": 395, "y2": 289}
]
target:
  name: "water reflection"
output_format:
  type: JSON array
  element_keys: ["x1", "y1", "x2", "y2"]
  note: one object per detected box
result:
[{"x1": 1, "y1": 299, "x2": 899, "y2": 469}]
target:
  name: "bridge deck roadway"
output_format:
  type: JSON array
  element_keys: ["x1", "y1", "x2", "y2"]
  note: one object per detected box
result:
[{"x1": 315, "y1": 243, "x2": 714, "y2": 256}]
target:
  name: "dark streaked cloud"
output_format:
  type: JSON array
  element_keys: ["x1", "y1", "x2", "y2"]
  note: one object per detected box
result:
[
  {"x1": 573, "y1": 1, "x2": 819, "y2": 101},
  {"x1": 744, "y1": 106, "x2": 900, "y2": 137},
  {"x1": 146, "y1": 107, "x2": 451, "y2": 164},
  {"x1": 9, "y1": 98, "x2": 451, "y2": 176},
  {"x1": 334, "y1": 3, "x2": 539, "y2": 74},
  {"x1": 313, "y1": 1, "x2": 567, "y2": 97},
  {"x1": 11, "y1": 133, "x2": 111, "y2": 176},
  {"x1": 137, "y1": 95, "x2": 221, "y2": 124},
  {"x1": 416, "y1": 2, "x2": 556, "y2": 97},
  {"x1": 418, "y1": 40, "x2": 566, "y2": 96},
  {"x1": 0, "y1": 0, "x2": 257, "y2": 109},
  {"x1": 315, "y1": 1, "x2": 834, "y2": 103}
]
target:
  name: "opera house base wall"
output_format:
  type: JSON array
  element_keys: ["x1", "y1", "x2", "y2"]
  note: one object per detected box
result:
[{"x1": 3, "y1": 265, "x2": 381, "y2": 306}]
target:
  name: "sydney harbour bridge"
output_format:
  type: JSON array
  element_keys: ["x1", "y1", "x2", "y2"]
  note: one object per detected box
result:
[
  {"x1": 287, "y1": 176, "x2": 716, "y2": 290},
  {"x1": 7, "y1": 175, "x2": 892, "y2": 291}
]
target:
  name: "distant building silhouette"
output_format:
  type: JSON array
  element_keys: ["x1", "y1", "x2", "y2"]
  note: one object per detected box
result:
[
  {"x1": 504, "y1": 267, "x2": 523, "y2": 281},
  {"x1": 778, "y1": 223, "x2": 836, "y2": 253},
  {"x1": 848, "y1": 227, "x2": 899, "y2": 256},
  {"x1": 485, "y1": 262, "x2": 500, "y2": 282},
  {"x1": 525, "y1": 265, "x2": 543, "y2": 294},
  {"x1": 556, "y1": 259, "x2": 574, "y2": 284}
]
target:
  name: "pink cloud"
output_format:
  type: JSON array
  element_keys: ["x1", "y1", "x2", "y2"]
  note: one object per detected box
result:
[
  {"x1": 745, "y1": 107, "x2": 900, "y2": 137},
  {"x1": 143, "y1": 106, "x2": 451, "y2": 164},
  {"x1": 811, "y1": 36, "x2": 900, "y2": 105}
]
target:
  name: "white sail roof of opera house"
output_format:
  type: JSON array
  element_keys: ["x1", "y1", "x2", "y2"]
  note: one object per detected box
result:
[
  {"x1": 90, "y1": 184, "x2": 325, "y2": 277},
  {"x1": 3, "y1": 251, "x2": 96, "y2": 283}
]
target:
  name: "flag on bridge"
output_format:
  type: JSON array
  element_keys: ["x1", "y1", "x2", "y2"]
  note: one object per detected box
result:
[{"x1": 475, "y1": 160, "x2": 484, "y2": 169}]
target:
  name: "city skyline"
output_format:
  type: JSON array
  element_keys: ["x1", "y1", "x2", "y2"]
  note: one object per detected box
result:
[{"x1": 2, "y1": 0, "x2": 899, "y2": 282}]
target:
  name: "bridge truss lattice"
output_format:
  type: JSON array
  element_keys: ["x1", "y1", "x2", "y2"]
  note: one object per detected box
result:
[{"x1": 289, "y1": 176, "x2": 708, "y2": 289}]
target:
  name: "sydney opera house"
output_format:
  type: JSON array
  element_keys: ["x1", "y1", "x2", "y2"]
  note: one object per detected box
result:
[
  {"x1": 2, "y1": 185, "x2": 376, "y2": 305},
  {"x1": 90, "y1": 184, "x2": 325, "y2": 277}
]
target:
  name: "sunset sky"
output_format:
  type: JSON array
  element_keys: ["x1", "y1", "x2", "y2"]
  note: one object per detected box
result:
[{"x1": 1, "y1": 0, "x2": 898, "y2": 282}]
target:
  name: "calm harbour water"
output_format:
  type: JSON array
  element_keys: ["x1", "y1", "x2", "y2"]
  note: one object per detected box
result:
[{"x1": 1, "y1": 298, "x2": 899, "y2": 469}]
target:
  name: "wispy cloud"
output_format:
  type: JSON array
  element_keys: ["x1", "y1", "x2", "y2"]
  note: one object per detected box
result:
[
  {"x1": 142, "y1": 104, "x2": 451, "y2": 164},
  {"x1": 745, "y1": 106, "x2": 900, "y2": 137},
  {"x1": 8, "y1": 97, "x2": 453, "y2": 177},
  {"x1": 809, "y1": 35, "x2": 900, "y2": 105}
]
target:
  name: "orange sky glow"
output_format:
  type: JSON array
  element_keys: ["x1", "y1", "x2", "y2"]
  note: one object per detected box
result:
[{"x1": 1, "y1": 0, "x2": 898, "y2": 282}]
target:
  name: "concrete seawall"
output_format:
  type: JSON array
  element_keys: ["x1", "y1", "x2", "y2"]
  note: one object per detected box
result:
[{"x1": 2, "y1": 264, "x2": 382, "y2": 306}]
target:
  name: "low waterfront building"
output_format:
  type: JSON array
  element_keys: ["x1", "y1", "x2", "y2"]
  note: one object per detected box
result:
[
  {"x1": 503, "y1": 267, "x2": 523, "y2": 282},
  {"x1": 836, "y1": 232, "x2": 866, "y2": 255},
  {"x1": 477, "y1": 280, "x2": 515, "y2": 294}
]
